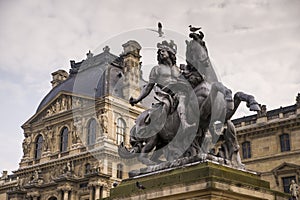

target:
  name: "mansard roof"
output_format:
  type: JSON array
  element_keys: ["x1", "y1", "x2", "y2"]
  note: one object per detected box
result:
[{"x1": 36, "y1": 50, "x2": 123, "y2": 112}]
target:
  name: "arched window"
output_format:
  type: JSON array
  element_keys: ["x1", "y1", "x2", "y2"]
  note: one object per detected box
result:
[
  {"x1": 280, "y1": 134, "x2": 290, "y2": 152},
  {"x1": 116, "y1": 118, "x2": 126, "y2": 145},
  {"x1": 87, "y1": 119, "x2": 97, "y2": 145},
  {"x1": 35, "y1": 135, "x2": 43, "y2": 160},
  {"x1": 242, "y1": 141, "x2": 251, "y2": 159},
  {"x1": 117, "y1": 163, "x2": 123, "y2": 179},
  {"x1": 85, "y1": 163, "x2": 91, "y2": 174},
  {"x1": 60, "y1": 127, "x2": 68, "y2": 152}
]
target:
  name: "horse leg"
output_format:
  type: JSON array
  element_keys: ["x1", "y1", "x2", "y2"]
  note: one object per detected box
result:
[
  {"x1": 150, "y1": 142, "x2": 166, "y2": 163},
  {"x1": 138, "y1": 136, "x2": 158, "y2": 166},
  {"x1": 224, "y1": 120, "x2": 244, "y2": 168},
  {"x1": 236, "y1": 92, "x2": 260, "y2": 111},
  {"x1": 226, "y1": 92, "x2": 261, "y2": 120}
]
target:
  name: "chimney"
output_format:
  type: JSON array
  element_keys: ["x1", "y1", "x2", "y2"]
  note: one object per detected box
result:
[
  {"x1": 51, "y1": 69, "x2": 69, "y2": 88},
  {"x1": 121, "y1": 40, "x2": 142, "y2": 99}
]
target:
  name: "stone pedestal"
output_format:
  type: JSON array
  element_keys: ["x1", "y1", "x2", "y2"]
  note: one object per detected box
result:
[{"x1": 108, "y1": 162, "x2": 288, "y2": 200}]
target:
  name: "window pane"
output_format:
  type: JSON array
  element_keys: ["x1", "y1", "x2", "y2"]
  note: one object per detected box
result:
[
  {"x1": 88, "y1": 119, "x2": 97, "y2": 145},
  {"x1": 116, "y1": 119, "x2": 126, "y2": 145},
  {"x1": 35, "y1": 135, "x2": 43, "y2": 159},
  {"x1": 60, "y1": 127, "x2": 68, "y2": 152},
  {"x1": 117, "y1": 164, "x2": 123, "y2": 179},
  {"x1": 242, "y1": 142, "x2": 251, "y2": 159},
  {"x1": 280, "y1": 134, "x2": 290, "y2": 152},
  {"x1": 282, "y1": 176, "x2": 296, "y2": 193}
]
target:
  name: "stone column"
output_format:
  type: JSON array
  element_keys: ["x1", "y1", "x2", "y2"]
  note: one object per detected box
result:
[
  {"x1": 63, "y1": 190, "x2": 69, "y2": 200},
  {"x1": 58, "y1": 190, "x2": 63, "y2": 200},
  {"x1": 95, "y1": 185, "x2": 100, "y2": 200},
  {"x1": 89, "y1": 186, "x2": 94, "y2": 200},
  {"x1": 70, "y1": 189, "x2": 76, "y2": 200},
  {"x1": 98, "y1": 185, "x2": 108, "y2": 199}
]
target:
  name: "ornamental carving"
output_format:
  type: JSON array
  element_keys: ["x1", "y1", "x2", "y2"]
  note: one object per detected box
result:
[
  {"x1": 46, "y1": 95, "x2": 72, "y2": 117},
  {"x1": 22, "y1": 135, "x2": 32, "y2": 157}
]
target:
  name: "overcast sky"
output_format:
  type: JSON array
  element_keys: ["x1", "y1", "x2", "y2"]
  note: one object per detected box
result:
[{"x1": 0, "y1": 0, "x2": 299, "y2": 173}]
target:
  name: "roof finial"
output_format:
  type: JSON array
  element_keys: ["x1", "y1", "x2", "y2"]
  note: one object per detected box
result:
[
  {"x1": 103, "y1": 46, "x2": 110, "y2": 53},
  {"x1": 296, "y1": 93, "x2": 300, "y2": 108},
  {"x1": 86, "y1": 50, "x2": 93, "y2": 59}
]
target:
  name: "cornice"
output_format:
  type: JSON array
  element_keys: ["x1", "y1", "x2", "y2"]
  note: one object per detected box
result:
[
  {"x1": 242, "y1": 150, "x2": 300, "y2": 166},
  {"x1": 236, "y1": 116, "x2": 300, "y2": 137}
]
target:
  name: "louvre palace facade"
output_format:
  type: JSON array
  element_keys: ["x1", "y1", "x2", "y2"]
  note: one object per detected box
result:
[
  {"x1": 0, "y1": 40, "x2": 147, "y2": 200},
  {"x1": 233, "y1": 94, "x2": 300, "y2": 194}
]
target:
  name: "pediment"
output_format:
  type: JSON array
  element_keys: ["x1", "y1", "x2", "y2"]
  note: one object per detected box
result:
[
  {"x1": 272, "y1": 162, "x2": 300, "y2": 173},
  {"x1": 23, "y1": 92, "x2": 94, "y2": 126}
]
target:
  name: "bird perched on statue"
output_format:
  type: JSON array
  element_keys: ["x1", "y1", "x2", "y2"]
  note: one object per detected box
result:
[
  {"x1": 136, "y1": 181, "x2": 146, "y2": 190},
  {"x1": 148, "y1": 22, "x2": 164, "y2": 37},
  {"x1": 189, "y1": 25, "x2": 202, "y2": 32}
]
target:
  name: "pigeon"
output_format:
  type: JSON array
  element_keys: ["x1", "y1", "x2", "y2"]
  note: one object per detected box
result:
[
  {"x1": 189, "y1": 25, "x2": 202, "y2": 32},
  {"x1": 113, "y1": 182, "x2": 118, "y2": 188},
  {"x1": 158, "y1": 22, "x2": 163, "y2": 37},
  {"x1": 136, "y1": 181, "x2": 146, "y2": 190},
  {"x1": 148, "y1": 22, "x2": 164, "y2": 37}
]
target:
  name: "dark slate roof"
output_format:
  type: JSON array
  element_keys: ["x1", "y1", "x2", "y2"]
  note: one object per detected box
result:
[{"x1": 36, "y1": 51, "x2": 121, "y2": 112}]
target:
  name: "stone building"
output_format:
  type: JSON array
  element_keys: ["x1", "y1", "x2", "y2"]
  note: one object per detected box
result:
[
  {"x1": 0, "y1": 36, "x2": 299, "y2": 199},
  {"x1": 234, "y1": 93, "x2": 300, "y2": 194},
  {"x1": 0, "y1": 40, "x2": 147, "y2": 200}
]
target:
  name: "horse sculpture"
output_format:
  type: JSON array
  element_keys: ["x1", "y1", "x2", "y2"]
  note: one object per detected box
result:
[{"x1": 118, "y1": 32, "x2": 261, "y2": 170}]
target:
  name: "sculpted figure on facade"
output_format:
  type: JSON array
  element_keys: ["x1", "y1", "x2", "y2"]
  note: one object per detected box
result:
[
  {"x1": 73, "y1": 117, "x2": 83, "y2": 145},
  {"x1": 61, "y1": 96, "x2": 68, "y2": 111},
  {"x1": 22, "y1": 135, "x2": 32, "y2": 157},
  {"x1": 91, "y1": 160, "x2": 103, "y2": 173},
  {"x1": 31, "y1": 170, "x2": 43, "y2": 184},
  {"x1": 258, "y1": 104, "x2": 267, "y2": 117},
  {"x1": 71, "y1": 125, "x2": 80, "y2": 144},
  {"x1": 43, "y1": 131, "x2": 50, "y2": 152},
  {"x1": 296, "y1": 93, "x2": 300, "y2": 108},
  {"x1": 100, "y1": 113, "x2": 108, "y2": 134},
  {"x1": 119, "y1": 27, "x2": 261, "y2": 177},
  {"x1": 47, "y1": 127, "x2": 56, "y2": 152},
  {"x1": 290, "y1": 180, "x2": 299, "y2": 200},
  {"x1": 73, "y1": 97, "x2": 82, "y2": 108}
]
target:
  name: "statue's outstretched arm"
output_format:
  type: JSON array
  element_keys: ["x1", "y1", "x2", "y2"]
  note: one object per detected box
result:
[{"x1": 129, "y1": 83, "x2": 155, "y2": 106}]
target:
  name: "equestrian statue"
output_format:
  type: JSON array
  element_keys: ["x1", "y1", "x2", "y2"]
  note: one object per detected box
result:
[{"x1": 118, "y1": 27, "x2": 261, "y2": 176}]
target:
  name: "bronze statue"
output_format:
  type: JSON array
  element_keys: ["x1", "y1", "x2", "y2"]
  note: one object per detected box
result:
[{"x1": 119, "y1": 28, "x2": 261, "y2": 176}]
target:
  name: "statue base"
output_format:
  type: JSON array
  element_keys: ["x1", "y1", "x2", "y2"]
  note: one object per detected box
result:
[
  {"x1": 128, "y1": 153, "x2": 244, "y2": 177},
  {"x1": 109, "y1": 162, "x2": 288, "y2": 200}
]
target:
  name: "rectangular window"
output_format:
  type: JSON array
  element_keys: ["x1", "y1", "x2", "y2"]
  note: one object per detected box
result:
[
  {"x1": 280, "y1": 134, "x2": 290, "y2": 152},
  {"x1": 117, "y1": 164, "x2": 123, "y2": 179},
  {"x1": 282, "y1": 176, "x2": 296, "y2": 193},
  {"x1": 242, "y1": 141, "x2": 251, "y2": 159}
]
